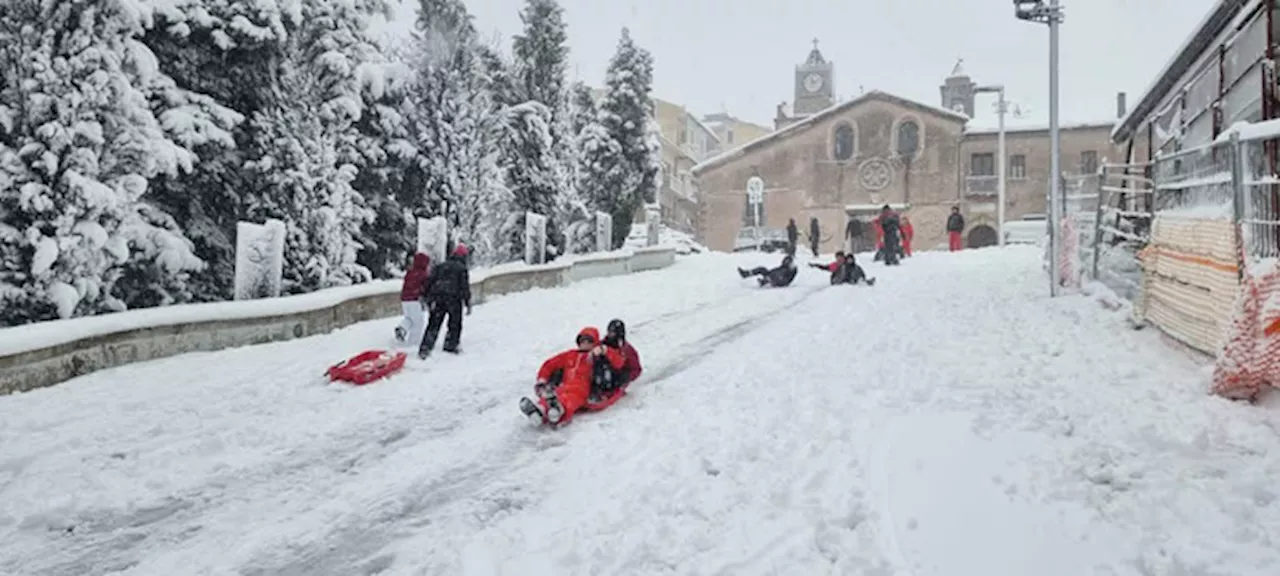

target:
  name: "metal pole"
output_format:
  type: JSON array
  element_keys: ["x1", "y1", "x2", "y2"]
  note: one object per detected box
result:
[
  {"x1": 1229, "y1": 131, "x2": 1246, "y2": 281},
  {"x1": 1047, "y1": 0, "x2": 1062, "y2": 296},
  {"x1": 997, "y1": 88, "x2": 1007, "y2": 247},
  {"x1": 754, "y1": 202, "x2": 761, "y2": 248}
]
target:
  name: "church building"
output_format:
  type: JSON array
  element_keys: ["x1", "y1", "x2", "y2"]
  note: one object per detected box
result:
[{"x1": 693, "y1": 42, "x2": 1126, "y2": 255}]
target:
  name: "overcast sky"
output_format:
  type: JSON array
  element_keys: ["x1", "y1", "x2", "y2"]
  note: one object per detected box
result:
[{"x1": 375, "y1": 0, "x2": 1214, "y2": 130}]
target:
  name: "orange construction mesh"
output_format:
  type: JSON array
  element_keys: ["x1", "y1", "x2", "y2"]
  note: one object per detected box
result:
[{"x1": 1212, "y1": 258, "x2": 1280, "y2": 401}]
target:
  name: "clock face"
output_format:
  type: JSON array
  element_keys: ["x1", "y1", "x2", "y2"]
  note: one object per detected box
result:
[
  {"x1": 952, "y1": 102, "x2": 965, "y2": 112},
  {"x1": 804, "y1": 73, "x2": 824, "y2": 93}
]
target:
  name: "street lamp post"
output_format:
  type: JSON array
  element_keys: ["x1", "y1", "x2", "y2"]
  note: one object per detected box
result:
[
  {"x1": 975, "y1": 85, "x2": 1007, "y2": 247},
  {"x1": 1014, "y1": 0, "x2": 1065, "y2": 296}
]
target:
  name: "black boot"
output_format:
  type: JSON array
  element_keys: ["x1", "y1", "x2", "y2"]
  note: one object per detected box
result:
[{"x1": 737, "y1": 267, "x2": 751, "y2": 278}]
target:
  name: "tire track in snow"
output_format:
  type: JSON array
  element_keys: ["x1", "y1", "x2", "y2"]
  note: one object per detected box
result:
[
  {"x1": 236, "y1": 285, "x2": 829, "y2": 576},
  {"x1": 13, "y1": 284, "x2": 819, "y2": 576}
]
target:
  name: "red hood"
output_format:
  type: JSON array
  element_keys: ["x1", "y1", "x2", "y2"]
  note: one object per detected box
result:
[{"x1": 411, "y1": 253, "x2": 430, "y2": 272}]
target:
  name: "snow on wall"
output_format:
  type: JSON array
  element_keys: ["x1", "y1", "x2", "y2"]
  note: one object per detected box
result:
[{"x1": 0, "y1": 247, "x2": 679, "y2": 394}]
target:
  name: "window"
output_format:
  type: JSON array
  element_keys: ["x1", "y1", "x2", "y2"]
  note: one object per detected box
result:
[
  {"x1": 970, "y1": 152, "x2": 995, "y2": 176},
  {"x1": 1079, "y1": 150, "x2": 1098, "y2": 174},
  {"x1": 832, "y1": 123, "x2": 855, "y2": 161},
  {"x1": 896, "y1": 121, "x2": 920, "y2": 162},
  {"x1": 1009, "y1": 154, "x2": 1026, "y2": 179},
  {"x1": 743, "y1": 189, "x2": 765, "y2": 225},
  {"x1": 726, "y1": 129, "x2": 735, "y2": 144},
  {"x1": 678, "y1": 128, "x2": 688, "y2": 145}
]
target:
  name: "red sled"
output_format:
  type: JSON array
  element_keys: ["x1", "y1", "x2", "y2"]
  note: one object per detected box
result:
[
  {"x1": 326, "y1": 350, "x2": 407, "y2": 385},
  {"x1": 583, "y1": 385, "x2": 629, "y2": 412}
]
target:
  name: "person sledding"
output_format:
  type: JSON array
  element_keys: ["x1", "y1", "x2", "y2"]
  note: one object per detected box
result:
[
  {"x1": 418, "y1": 243, "x2": 472, "y2": 359},
  {"x1": 520, "y1": 327, "x2": 626, "y2": 426},
  {"x1": 809, "y1": 252, "x2": 875, "y2": 286},
  {"x1": 737, "y1": 254, "x2": 798, "y2": 287},
  {"x1": 394, "y1": 252, "x2": 431, "y2": 345},
  {"x1": 587, "y1": 319, "x2": 642, "y2": 408}
]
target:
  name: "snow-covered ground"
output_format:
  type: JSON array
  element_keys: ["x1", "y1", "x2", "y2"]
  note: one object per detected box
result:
[{"x1": 3, "y1": 248, "x2": 1280, "y2": 575}]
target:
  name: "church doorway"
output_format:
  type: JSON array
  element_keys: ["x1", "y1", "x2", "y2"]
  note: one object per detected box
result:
[{"x1": 967, "y1": 225, "x2": 998, "y2": 248}]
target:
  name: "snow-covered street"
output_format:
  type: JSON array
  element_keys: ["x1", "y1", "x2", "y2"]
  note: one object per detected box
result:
[{"x1": 3, "y1": 247, "x2": 1280, "y2": 575}]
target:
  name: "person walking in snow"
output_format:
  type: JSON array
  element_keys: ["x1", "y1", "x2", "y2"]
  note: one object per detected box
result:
[
  {"x1": 900, "y1": 215, "x2": 915, "y2": 258},
  {"x1": 785, "y1": 218, "x2": 799, "y2": 257},
  {"x1": 418, "y1": 243, "x2": 472, "y2": 359},
  {"x1": 845, "y1": 218, "x2": 863, "y2": 255},
  {"x1": 947, "y1": 206, "x2": 966, "y2": 251},
  {"x1": 395, "y1": 252, "x2": 431, "y2": 345},
  {"x1": 808, "y1": 216, "x2": 821, "y2": 257},
  {"x1": 877, "y1": 205, "x2": 903, "y2": 266},
  {"x1": 521, "y1": 327, "x2": 626, "y2": 425},
  {"x1": 737, "y1": 254, "x2": 798, "y2": 287}
]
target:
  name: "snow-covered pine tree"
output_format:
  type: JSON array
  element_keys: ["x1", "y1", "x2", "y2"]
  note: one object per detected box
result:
[
  {"x1": 406, "y1": 0, "x2": 512, "y2": 265},
  {"x1": 511, "y1": 0, "x2": 575, "y2": 258},
  {"x1": 351, "y1": 57, "x2": 417, "y2": 278},
  {"x1": 594, "y1": 28, "x2": 661, "y2": 248},
  {"x1": 568, "y1": 81, "x2": 599, "y2": 140},
  {"x1": 0, "y1": 0, "x2": 228, "y2": 325},
  {"x1": 242, "y1": 28, "x2": 373, "y2": 293},
  {"x1": 500, "y1": 101, "x2": 560, "y2": 260}
]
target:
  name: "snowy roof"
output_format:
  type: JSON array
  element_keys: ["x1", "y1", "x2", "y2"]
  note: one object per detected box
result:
[
  {"x1": 1112, "y1": 0, "x2": 1258, "y2": 143},
  {"x1": 693, "y1": 90, "x2": 968, "y2": 174},
  {"x1": 689, "y1": 113, "x2": 722, "y2": 143},
  {"x1": 965, "y1": 121, "x2": 1115, "y2": 136},
  {"x1": 949, "y1": 58, "x2": 966, "y2": 78}
]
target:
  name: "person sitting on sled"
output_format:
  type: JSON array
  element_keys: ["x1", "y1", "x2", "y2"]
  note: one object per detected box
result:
[
  {"x1": 809, "y1": 252, "x2": 875, "y2": 285},
  {"x1": 522, "y1": 327, "x2": 626, "y2": 425},
  {"x1": 394, "y1": 252, "x2": 431, "y2": 344},
  {"x1": 592, "y1": 318, "x2": 642, "y2": 401},
  {"x1": 737, "y1": 254, "x2": 798, "y2": 287}
]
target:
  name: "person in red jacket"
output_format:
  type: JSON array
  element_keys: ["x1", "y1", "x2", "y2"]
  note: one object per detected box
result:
[
  {"x1": 901, "y1": 216, "x2": 915, "y2": 257},
  {"x1": 521, "y1": 327, "x2": 626, "y2": 425},
  {"x1": 871, "y1": 218, "x2": 885, "y2": 261},
  {"x1": 394, "y1": 252, "x2": 430, "y2": 344}
]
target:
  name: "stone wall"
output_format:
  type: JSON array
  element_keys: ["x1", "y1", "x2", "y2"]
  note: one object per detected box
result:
[{"x1": 0, "y1": 247, "x2": 678, "y2": 395}]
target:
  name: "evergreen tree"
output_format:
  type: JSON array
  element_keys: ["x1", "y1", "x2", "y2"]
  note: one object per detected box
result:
[
  {"x1": 594, "y1": 28, "x2": 661, "y2": 248},
  {"x1": 500, "y1": 102, "x2": 561, "y2": 260},
  {"x1": 0, "y1": 0, "x2": 228, "y2": 325},
  {"x1": 511, "y1": 0, "x2": 577, "y2": 258},
  {"x1": 242, "y1": 29, "x2": 374, "y2": 293},
  {"x1": 406, "y1": 0, "x2": 512, "y2": 264}
]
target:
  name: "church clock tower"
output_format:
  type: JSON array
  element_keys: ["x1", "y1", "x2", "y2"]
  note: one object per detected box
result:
[
  {"x1": 939, "y1": 59, "x2": 976, "y2": 117},
  {"x1": 793, "y1": 39, "x2": 834, "y2": 117}
]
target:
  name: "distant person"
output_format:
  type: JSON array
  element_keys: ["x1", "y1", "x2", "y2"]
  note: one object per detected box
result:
[
  {"x1": 900, "y1": 215, "x2": 915, "y2": 258},
  {"x1": 876, "y1": 205, "x2": 902, "y2": 266},
  {"x1": 808, "y1": 217, "x2": 821, "y2": 257},
  {"x1": 947, "y1": 206, "x2": 965, "y2": 251},
  {"x1": 845, "y1": 218, "x2": 863, "y2": 255},
  {"x1": 785, "y1": 218, "x2": 799, "y2": 256}
]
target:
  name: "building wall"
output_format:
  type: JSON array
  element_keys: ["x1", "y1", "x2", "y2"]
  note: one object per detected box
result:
[
  {"x1": 707, "y1": 117, "x2": 772, "y2": 148},
  {"x1": 696, "y1": 96, "x2": 966, "y2": 254},
  {"x1": 958, "y1": 125, "x2": 1126, "y2": 235}
]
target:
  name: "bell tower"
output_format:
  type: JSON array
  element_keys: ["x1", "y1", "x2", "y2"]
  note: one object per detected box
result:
[
  {"x1": 793, "y1": 39, "x2": 834, "y2": 117},
  {"x1": 939, "y1": 58, "x2": 976, "y2": 117}
]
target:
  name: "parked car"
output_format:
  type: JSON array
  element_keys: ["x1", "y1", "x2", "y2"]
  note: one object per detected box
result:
[
  {"x1": 733, "y1": 227, "x2": 790, "y2": 253},
  {"x1": 1004, "y1": 215, "x2": 1048, "y2": 246}
]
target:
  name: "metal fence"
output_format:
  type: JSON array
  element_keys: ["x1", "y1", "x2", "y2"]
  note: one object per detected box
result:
[
  {"x1": 1239, "y1": 136, "x2": 1280, "y2": 269},
  {"x1": 1080, "y1": 164, "x2": 1153, "y2": 304}
]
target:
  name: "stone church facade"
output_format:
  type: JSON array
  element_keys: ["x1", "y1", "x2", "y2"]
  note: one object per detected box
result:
[{"x1": 694, "y1": 44, "x2": 1127, "y2": 255}]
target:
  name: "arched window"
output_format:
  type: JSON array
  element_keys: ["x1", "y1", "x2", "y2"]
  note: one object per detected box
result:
[
  {"x1": 832, "y1": 123, "x2": 855, "y2": 161},
  {"x1": 896, "y1": 121, "x2": 920, "y2": 162}
]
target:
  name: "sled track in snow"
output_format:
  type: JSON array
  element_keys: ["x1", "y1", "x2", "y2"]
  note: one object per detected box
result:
[
  {"x1": 9, "y1": 285, "x2": 824, "y2": 576},
  {"x1": 238, "y1": 284, "x2": 830, "y2": 576}
]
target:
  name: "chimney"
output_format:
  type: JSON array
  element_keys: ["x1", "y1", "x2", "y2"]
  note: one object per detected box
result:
[{"x1": 1116, "y1": 92, "x2": 1127, "y2": 119}]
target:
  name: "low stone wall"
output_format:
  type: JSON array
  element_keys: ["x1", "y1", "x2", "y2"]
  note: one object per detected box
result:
[{"x1": 0, "y1": 247, "x2": 677, "y2": 395}]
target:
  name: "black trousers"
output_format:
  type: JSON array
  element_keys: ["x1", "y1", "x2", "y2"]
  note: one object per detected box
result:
[{"x1": 420, "y1": 298, "x2": 463, "y2": 354}]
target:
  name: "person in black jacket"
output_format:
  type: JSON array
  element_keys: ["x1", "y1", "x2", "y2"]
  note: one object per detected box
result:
[
  {"x1": 810, "y1": 252, "x2": 875, "y2": 285},
  {"x1": 418, "y1": 243, "x2": 473, "y2": 359},
  {"x1": 807, "y1": 217, "x2": 821, "y2": 257},
  {"x1": 785, "y1": 218, "x2": 799, "y2": 256},
  {"x1": 737, "y1": 255, "x2": 798, "y2": 287},
  {"x1": 845, "y1": 218, "x2": 863, "y2": 254},
  {"x1": 946, "y1": 206, "x2": 966, "y2": 251},
  {"x1": 877, "y1": 206, "x2": 902, "y2": 266}
]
